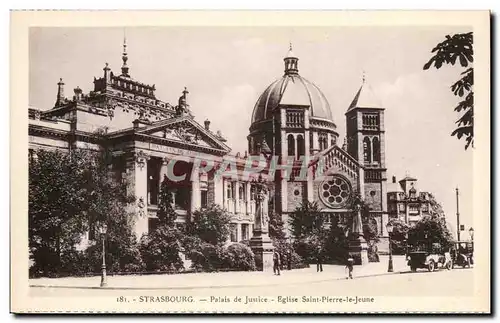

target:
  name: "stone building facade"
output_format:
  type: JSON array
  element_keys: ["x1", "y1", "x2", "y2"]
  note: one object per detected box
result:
[
  {"x1": 29, "y1": 41, "x2": 391, "y2": 246},
  {"x1": 387, "y1": 175, "x2": 434, "y2": 226}
]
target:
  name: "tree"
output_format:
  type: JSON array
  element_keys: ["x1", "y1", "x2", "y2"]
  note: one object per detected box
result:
[
  {"x1": 407, "y1": 215, "x2": 454, "y2": 252},
  {"x1": 289, "y1": 201, "x2": 325, "y2": 240},
  {"x1": 157, "y1": 175, "x2": 177, "y2": 226},
  {"x1": 423, "y1": 32, "x2": 474, "y2": 150},
  {"x1": 29, "y1": 144, "x2": 138, "y2": 277},
  {"x1": 388, "y1": 219, "x2": 410, "y2": 255},
  {"x1": 139, "y1": 177, "x2": 184, "y2": 272},
  {"x1": 289, "y1": 201, "x2": 327, "y2": 262},
  {"x1": 428, "y1": 193, "x2": 446, "y2": 218},
  {"x1": 187, "y1": 204, "x2": 232, "y2": 246}
]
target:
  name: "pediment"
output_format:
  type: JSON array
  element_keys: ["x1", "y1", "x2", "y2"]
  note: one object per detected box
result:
[{"x1": 136, "y1": 116, "x2": 231, "y2": 153}]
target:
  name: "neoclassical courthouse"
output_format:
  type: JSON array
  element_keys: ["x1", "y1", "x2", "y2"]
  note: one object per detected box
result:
[{"x1": 29, "y1": 40, "x2": 431, "y2": 250}]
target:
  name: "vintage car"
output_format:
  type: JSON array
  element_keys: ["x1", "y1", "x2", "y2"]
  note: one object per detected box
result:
[
  {"x1": 452, "y1": 241, "x2": 474, "y2": 268},
  {"x1": 406, "y1": 243, "x2": 452, "y2": 272}
]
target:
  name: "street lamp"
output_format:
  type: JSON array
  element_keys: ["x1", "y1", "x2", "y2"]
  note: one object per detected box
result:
[
  {"x1": 386, "y1": 222, "x2": 394, "y2": 272},
  {"x1": 99, "y1": 223, "x2": 108, "y2": 288},
  {"x1": 469, "y1": 227, "x2": 474, "y2": 241}
]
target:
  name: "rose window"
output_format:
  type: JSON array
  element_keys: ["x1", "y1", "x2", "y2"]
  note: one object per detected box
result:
[{"x1": 319, "y1": 176, "x2": 352, "y2": 208}]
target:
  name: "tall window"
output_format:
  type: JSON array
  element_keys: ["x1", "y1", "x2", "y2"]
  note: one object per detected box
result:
[
  {"x1": 230, "y1": 224, "x2": 238, "y2": 242},
  {"x1": 201, "y1": 190, "x2": 208, "y2": 209},
  {"x1": 372, "y1": 137, "x2": 380, "y2": 163},
  {"x1": 226, "y1": 181, "x2": 234, "y2": 199},
  {"x1": 296, "y1": 135, "x2": 305, "y2": 157},
  {"x1": 363, "y1": 137, "x2": 372, "y2": 164},
  {"x1": 287, "y1": 134, "x2": 295, "y2": 158},
  {"x1": 241, "y1": 224, "x2": 249, "y2": 241}
]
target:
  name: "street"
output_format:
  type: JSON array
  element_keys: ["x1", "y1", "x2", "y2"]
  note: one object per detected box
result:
[{"x1": 30, "y1": 267, "x2": 474, "y2": 298}]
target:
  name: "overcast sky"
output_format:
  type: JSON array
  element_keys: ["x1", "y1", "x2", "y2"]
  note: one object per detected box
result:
[{"x1": 29, "y1": 26, "x2": 474, "y2": 238}]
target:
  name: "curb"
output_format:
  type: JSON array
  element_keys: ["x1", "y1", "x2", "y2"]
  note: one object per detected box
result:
[{"x1": 29, "y1": 270, "x2": 409, "y2": 291}]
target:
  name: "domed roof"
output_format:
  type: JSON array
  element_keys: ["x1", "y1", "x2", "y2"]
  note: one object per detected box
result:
[
  {"x1": 251, "y1": 45, "x2": 333, "y2": 124},
  {"x1": 251, "y1": 71, "x2": 333, "y2": 123}
]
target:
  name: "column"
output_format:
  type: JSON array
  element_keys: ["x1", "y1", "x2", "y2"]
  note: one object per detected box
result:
[
  {"x1": 237, "y1": 223, "x2": 242, "y2": 242},
  {"x1": 213, "y1": 171, "x2": 224, "y2": 206},
  {"x1": 127, "y1": 150, "x2": 149, "y2": 240},
  {"x1": 312, "y1": 131, "x2": 319, "y2": 153},
  {"x1": 245, "y1": 182, "x2": 251, "y2": 214},
  {"x1": 235, "y1": 180, "x2": 240, "y2": 214},
  {"x1": 190, "y1": 166, "x2": 200, "y2": 214}
]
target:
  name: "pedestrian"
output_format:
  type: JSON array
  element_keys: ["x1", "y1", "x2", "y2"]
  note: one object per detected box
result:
[
  {"x1": 273, "y1": 250, "x2": 281, "y2": 276},
  {"x1": 316, "y1": 247, "x2": 323, "y2": 272},
  {"x1": 287, "y1": 250, "x2": 292, "y2": 270},
  {"x1": 345, "y1": 258, "x2": 354, "y2": 279}
]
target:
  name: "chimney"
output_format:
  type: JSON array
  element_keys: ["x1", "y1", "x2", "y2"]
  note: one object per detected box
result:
[
  {"x1": 204, "y1": 119, "x2": 211, "y2": 131},
  {"x1": 392, "y1": 176, "x2": 396, "y2": 183}
]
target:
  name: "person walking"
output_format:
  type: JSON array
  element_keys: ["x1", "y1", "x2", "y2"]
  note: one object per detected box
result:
[
  {"x1": 316, "y1": 247, "x2": 323, "y2": 272},
  {"x1": 345, "y1": 258, "x2": 354, "y2": 279},
  {"x1": 273, "y1": 250, "x2": 281, "y2": 276}
]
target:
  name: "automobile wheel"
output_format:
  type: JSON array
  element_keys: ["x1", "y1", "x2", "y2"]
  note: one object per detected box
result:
[
  {"x1": 428, "y1": 260, "x2": 435, "y2": 272},
  {"x1": 411, "y1": 266, "x2": 416, "y2": 272},
  {"x1": 446, "y1": 261, "x2": 452, "y2": 270}
]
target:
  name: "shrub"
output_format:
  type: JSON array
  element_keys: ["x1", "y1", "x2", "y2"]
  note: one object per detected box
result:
[
  {"x1": 187, "y1": 205, "x2": 231, "y2": 245},
  {"x1": 224, "y1": 243, "x2": 256, "y2": 271},
  {"x1": 190, "y1": 242, "x2": 227, "y2": 272},
  {"x1": 139, "y1": 226, "x2": 184, "y2": 273}
]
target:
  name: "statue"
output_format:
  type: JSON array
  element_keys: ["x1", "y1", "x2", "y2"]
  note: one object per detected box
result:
[{"x1": 252, "y1": 174, "x2": 269, "y2": 233}]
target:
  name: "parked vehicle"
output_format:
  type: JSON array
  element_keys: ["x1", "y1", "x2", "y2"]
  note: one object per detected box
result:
[
  {"x1": 451, "y1": 241, "x2": 474, "y2": 268},
  {"x1": 406, "y1": 242, "x2": 452, "y2": 272}
]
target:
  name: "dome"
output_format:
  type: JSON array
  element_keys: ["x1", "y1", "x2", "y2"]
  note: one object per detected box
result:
[{"x1": 251, "y1": 74, "x2": 333, "y2": 123}]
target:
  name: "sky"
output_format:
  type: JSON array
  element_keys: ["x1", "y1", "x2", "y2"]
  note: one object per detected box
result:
[{"x1": 29, "y1": 26, "x2": 474, "y2": 238}]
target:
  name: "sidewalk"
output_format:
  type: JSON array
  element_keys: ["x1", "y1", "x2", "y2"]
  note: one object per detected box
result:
[{"x1": 29, "y1": 256, "x2": 408, "y2": 290}]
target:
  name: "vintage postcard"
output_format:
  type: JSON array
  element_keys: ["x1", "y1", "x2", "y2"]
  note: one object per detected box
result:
[{"x1": 11, "y1": 10, "x2": 490, "y2": 314}]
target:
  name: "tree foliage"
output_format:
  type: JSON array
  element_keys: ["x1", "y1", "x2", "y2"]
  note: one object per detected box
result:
[
  {"x1": 423, "y1": 32, "x2": 474, "y2": 150},
  {"x1": 29, "y1": 145, "x2": 137, "y2": 277},
  {"x1": 407, "y1": 215, "x2": 454, "y2": 252},
  {"x1": 388, "y1": 219, "x2": 410, "y2": 255},
  {"x1": 187, "y1": 204, "x2": 232, "y2": 246}
]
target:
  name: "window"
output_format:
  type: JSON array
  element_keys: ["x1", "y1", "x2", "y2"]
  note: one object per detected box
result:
[
  {"x1": 287, "y1": 134, "x2": 295, "y2": 157},
  {"x1": 319, "y1": 176, "x2": 352, "y2": 208},
  {"x1": 372, "y1": 137, "x2": 380, "y2": 163},
  {"x1": 226, "y1": 181, "x2": 234, "y2": 199},
  {"x1": 239, "y1": 183, "x2": 245, "y2": 200},
  {"x1": 230, "y1": 224, "x2": 238, "y2": 242},
  {"x1": 363, "y1": 137, "x2": 372, "y2": 164},
  {"x1": 201, "y1": 190, "x2": 208, "y2": 209},
  {"x1": 241, "y1": 224, "x2": 249, "y2": 241},
  {"x1": 399, "y1": 204, "x2": 405, "y2": 212},
  {"x1": 297, "y1": 135, "x2": 305, "y2": 157}
]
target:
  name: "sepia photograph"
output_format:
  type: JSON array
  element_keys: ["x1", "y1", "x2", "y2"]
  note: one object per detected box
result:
[{"x1": 10, "y1": 10, "x2": 491, "y2": 314}]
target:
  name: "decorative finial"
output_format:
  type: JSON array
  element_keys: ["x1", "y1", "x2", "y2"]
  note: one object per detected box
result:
[
  {"x1": 289, "y1": 41, "x2": 293, "y2": 51},
  {"x1": 362, "y1": 70, "x2": 366, "y2": 84},
  {"x1": 105, "y1": 62, "x2": 109, "y2": 67},
  {"x1": 121, "y1": 31, "x2": 130, "y2": 77}
]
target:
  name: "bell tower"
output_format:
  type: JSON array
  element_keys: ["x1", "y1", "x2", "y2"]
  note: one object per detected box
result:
[{"x1": 345, "y1": 73, "x2": 388, "y2": 238}]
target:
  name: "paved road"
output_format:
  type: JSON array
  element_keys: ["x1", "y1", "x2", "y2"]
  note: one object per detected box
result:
[{"x1": 30, "y1": 267, "x2": 474, "y2": 298}]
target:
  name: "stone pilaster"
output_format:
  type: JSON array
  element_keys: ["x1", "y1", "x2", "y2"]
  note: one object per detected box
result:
[
  {"x1": 190, "y1": 166, "x2": 200, "y2": 215},
  {"x1": 126, "y1": 150, "x2": 149, "y2": 240}
]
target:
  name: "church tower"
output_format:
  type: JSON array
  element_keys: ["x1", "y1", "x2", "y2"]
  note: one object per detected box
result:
[{"x1": 345, "y1": 74, "x2": 389, "y2": 238}]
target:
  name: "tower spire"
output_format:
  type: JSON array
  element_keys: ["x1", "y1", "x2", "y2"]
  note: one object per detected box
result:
[{"x1": 121, "y1": 32, "x2": 130, "y2": 77}]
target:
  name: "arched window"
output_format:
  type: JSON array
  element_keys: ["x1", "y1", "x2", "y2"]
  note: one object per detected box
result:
[
  {"x1": 372, "y1": 137, "x2": 380, "y2": 163},
  {"x1": 287, "y1": 134, "x2": 295, "y2": 158},
  {"x1": 297, "y1": 135, "x2": 305, "y2": 157},
  {"x1": 363, "y1": 137, "x2": 372, "y2": 164}
]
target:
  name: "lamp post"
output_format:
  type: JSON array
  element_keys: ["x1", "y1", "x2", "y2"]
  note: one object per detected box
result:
[
  {"x1": 386, "y1": 222, "x2": 394, "y2": 272},
  {"x1": 469, "y1": 227, "x2": 474, "y2": 241},
  {"x1": 99, "y1": 223, "x2": 108, "y2": 288}
]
